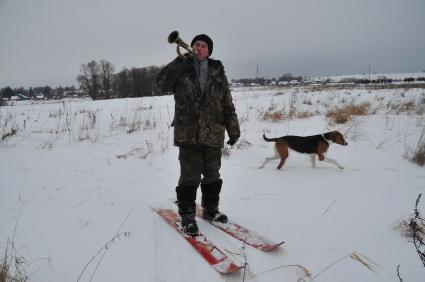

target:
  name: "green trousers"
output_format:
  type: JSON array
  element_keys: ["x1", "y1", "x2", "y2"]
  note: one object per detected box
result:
[{"x1": 178, "y1": 145, "x2": 222, "y2": 187}]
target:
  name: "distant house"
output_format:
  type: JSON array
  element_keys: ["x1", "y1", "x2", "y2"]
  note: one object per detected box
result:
[
  {"x1": 17, "y1": 94, "x2": 30, "y2": 100},
  {"x1": 35, "y1": 93, "x2": 45, "y2": 100},
  {"x1": 63, "y1": 90, "x2": 77, "y2": 97},
  {"x1": 230, "y1": 82, "x2": 243, "y2": 87}
]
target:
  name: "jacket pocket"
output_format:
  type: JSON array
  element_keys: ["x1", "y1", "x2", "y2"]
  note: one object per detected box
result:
[{"x1": 210, "y1": 122, "x2": 225, "y2": 145}]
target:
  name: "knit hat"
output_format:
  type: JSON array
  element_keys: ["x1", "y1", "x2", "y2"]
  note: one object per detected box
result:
[{"x1": 191, "y1": 34, "x2": 213, "y2": 56}]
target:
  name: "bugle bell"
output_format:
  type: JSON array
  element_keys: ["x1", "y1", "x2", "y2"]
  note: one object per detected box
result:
[{"x1": 167, "y1": 31, "x2": 195, "y2": 59}]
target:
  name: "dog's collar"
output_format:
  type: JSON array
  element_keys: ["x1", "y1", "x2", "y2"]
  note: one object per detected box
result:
[{"x1": 321, "y1": 133, "x2": 333, "y2": 144}]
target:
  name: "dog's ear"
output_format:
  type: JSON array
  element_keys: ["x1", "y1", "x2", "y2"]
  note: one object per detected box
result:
[
  {"x1": 328, "y1": 131, "x2": 335, "y2": 142},
  {"x1": 328, "y1": 131, "x2": 340, "y2": 142}
]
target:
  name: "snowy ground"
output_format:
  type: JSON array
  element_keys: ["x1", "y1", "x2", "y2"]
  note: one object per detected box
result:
[{"x1": 1, "y1": 83, "x2": 425, "y2": 282}]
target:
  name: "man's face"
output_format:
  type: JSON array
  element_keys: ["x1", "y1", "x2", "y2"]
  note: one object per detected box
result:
[{"x1": 192, "y1": 40, "x2": 209, "y2": 61}]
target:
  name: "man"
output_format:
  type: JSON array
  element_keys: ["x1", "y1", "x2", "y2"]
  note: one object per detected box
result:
[{"x1": 155, "y1": 33, "x2": 240, "y2": 236}]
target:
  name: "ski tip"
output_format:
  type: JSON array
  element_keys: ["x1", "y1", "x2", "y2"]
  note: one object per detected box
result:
[
  {"x1": 214, "y1": 261, "x2": 243, "y2": 274},
  {"x1": 259, "y1": 241, "x2": 285, "y2": 252}
]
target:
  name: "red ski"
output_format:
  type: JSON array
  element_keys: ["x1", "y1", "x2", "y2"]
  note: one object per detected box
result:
[
  {"x1": 155, "y1": 208, "x2": 242, "y2": 274},
  {"x1": 195, "y1": 204, "x2": 284, "y2": 252}
]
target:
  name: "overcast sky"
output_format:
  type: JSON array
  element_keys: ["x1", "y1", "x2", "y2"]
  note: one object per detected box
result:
[{"x1": 1, "y1": 0, "x2": 424, "y2": 88}]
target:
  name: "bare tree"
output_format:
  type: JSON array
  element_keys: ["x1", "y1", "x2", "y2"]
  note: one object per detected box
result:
[
  {"x1": 79, "y1": 60, "x2": 163, "y2": 99},
  {"x1": 99, "y1": 59, "x2": 115, "y2": 99},
  {"x1": 130, "y1": 68, "x2": 143, "y2": 97},
  {"x1": 43, "y1": 85, "x2": 53, "y2": 99},
  {"x1": 1, "y1": 87, "x2": 14, "y2": 99},
  {"x1": 140, "y1": 65, "x2": 162, "y2": 96},
  {"x1": 114, "y1": 68, "x2": 132, "y2": 98},
  {"x1": 77, "y1": 60, "x2": 101, "y2": 100}
]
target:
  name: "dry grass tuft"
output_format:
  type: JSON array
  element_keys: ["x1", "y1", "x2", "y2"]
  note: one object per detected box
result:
[
  {"x1": 345, "y1": 102, "x2": 370, "y2": 115},
  {"x1": 313, "y1": 251, "x2": 378, "y2": 280},
  {"x1": 396, "y1": 101, "x2": 416, "y2": 114},
  {"x1": 1, "y1": 128, "x2": 17, "y2": 142},
  {"x1": 412, "y1": 144, "x2": 425, "y2": 167},
  {"x1": 250, "y1": 251, "x2": 376, "y2": 282},
  {"x1": 326, "y1": 108, "x2": 351, "y2": 124},
  {"x1": 405, "y1": 127, "x2": 425, "y2": 167},
  {"x1": 77, "y1": 207, "x2": 133, "y2": 282},
  {"x1": 0, "y1": 240, "x2": 28, "y2": 282},
  {"x1": 394, "y1": 194, "x2": 425, "y2": 267},
  {"x1": 411, "y1": 128, "x2": 425, "y2": 167},
  {"x1": 261, "y1": 109, "x2": 314, "y2": 122},
  {"x1": 262, "y1": 110, "x2": 285, "y2": 122},
  {"x1": 326, "y1": 102, "x2": 370, "y2": 124},
  {"x1": 289, "y1": 111, "x2": 314, "y2": 119},
  {"x1": 250, "y1": 263, "x2": 312, "y2": 281},
  {"x1": 349, "y1": 252, "x2": 377, "y2": 273},
  {"x1": 387, "y1": 100, "x2": 421, "y2": 115},
  {"x1": 1, "y1": 210, "x2": 31, "y2": 282}
]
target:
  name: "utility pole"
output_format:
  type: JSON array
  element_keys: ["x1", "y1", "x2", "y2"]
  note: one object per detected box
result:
[
  {"x1": 256, "y1": 64, "x2": 259, "y2": 79},
  {"x1": 368, "y1": 64, "x2": 371, "y2": 81}
]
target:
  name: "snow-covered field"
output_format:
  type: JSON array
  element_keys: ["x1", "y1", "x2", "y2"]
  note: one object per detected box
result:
[
  {"x1": 1, "y1": 83, "x2": 425, "y2": 282},
  {"x1": 314, "y1": 71, "x2": 425, "y2": 81}
]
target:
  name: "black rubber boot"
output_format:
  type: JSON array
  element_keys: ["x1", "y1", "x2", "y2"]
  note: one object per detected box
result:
[
  {"x1": 176, "y1": 185, "x2": 199, "y2": 236},
  {"x1": 200, "y1": 180, "x2": 228, "y2": 223}
]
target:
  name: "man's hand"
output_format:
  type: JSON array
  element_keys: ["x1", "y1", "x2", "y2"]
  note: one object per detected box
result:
[{"x1": 227, "y1": 137, "x2": 238, "y2": 146}]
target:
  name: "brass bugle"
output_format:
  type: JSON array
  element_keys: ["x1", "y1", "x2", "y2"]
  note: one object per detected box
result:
[{"x1": 168, "y1": 31, "x2": 195, "y2": 59}]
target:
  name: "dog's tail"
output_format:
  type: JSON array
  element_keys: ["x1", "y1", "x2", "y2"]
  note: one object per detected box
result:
[{"x1": 263, "y1": 134, "x2": 279, "y2": 142}]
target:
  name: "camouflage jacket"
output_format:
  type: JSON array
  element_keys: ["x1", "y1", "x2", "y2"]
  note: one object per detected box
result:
[{"x1": 156, "y1": 56, "x2": 240, "y2": 148}]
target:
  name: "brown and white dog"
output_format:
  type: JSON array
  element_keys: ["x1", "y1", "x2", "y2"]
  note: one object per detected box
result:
[{"x1": 260, "y1": 131, "x2": 348, "y2": 169}]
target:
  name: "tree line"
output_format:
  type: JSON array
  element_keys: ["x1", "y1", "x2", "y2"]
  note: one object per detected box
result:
[
  {"x1": 1, "y1": 63, "x2": 305, "y2": 101},
  {"x1": 232, "y1": 73, "x2": 304, "y2": 86},
  {"x1": 77, "y1": 59, "x2": 162, "y2": 100},
  {"x1": 0, "y1": 85, "x2": 76, "y2": 100},
  {"x1": 2, "y1": 61, "x2": 425, "y2": 103},
  {"x1": 0, "y1": 59, "x2": 164, "y2": 101}
]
